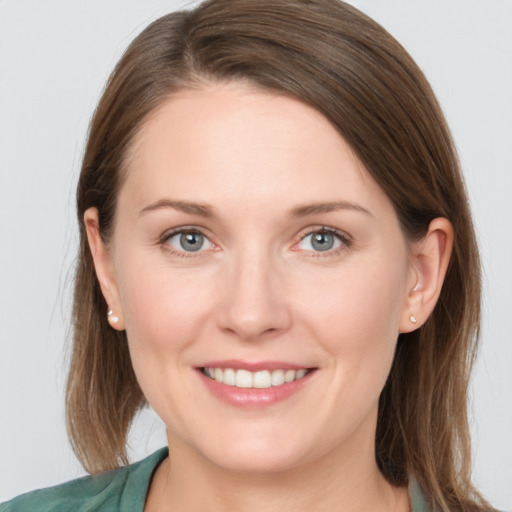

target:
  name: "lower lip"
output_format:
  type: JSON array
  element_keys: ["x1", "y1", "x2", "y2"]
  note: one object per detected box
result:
[{"x1": 197, "y1": 369, "x2": 315, "y2": 409}]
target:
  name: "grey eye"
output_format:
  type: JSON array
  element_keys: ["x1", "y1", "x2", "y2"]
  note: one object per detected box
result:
[
  {"x1": 297, "y1": 230, "x2": 343, "y2": 252},
  {"x1": 167, "y1": 231, "x2": 213, "y2": 253},
  {"x1": 310, "y1": 232, "x2": 335, "y2": 251},
  {"x1": 180, "y1": 232, "x2": 204, "y2": 252}
]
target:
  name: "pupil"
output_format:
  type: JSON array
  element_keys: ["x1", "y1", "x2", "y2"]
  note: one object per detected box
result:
[
  {"x1": 180, "y1": 232, "x2": 203, "y2": 252},
  {"x1": 312, "y1": 232, "x2": 334, "y2": 251}
]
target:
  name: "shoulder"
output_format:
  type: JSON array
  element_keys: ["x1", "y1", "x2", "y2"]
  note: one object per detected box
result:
[
  {"x1": 0, "y1": 448, "x2": 168, "y2": 512},
  {"x1": 0, "y1": 470, "x2": 127, "y2": 512},
  {"x1": 408, "y1": 479, "x2": 504, "y2": 512}
]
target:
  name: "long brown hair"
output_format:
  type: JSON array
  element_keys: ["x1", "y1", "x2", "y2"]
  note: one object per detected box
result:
[{"x1": 67, "y1": 1, "x2": 489, "y2": 510}]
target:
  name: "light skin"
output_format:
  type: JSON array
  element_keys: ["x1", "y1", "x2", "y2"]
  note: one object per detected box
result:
[{"x1": 85, "y1": 83, "x2": 453, "y2": 512}]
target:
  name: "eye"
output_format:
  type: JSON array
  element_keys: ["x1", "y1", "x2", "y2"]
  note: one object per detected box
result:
[
  {"x1": 296, "y1": 228, "x2": 348, "y2": 253},
  {"x1": 164, "y1": 229, "x2": 215, "y2": 254}
]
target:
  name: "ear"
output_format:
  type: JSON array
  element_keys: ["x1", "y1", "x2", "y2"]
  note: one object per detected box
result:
[
  {"x1": 399, "y1": 217, "x2": 453, "y2": 333},
  {"x1": 84, "y1": 207, "x2": 125, "y2": 331}
]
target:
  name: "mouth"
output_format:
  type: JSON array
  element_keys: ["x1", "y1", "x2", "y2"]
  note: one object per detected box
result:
[
  {"x1": 196, "y1": 360, "x2": 317, "y2": 408},
  {"x1": 201, "y1": 367, "x2": 312, "y2": 389}
]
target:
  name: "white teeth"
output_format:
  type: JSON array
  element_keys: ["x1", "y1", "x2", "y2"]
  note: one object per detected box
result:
[
  {"x1": 296, "y1": 369, "x2": 307, "y2": 380},
  {"x1": 235, "y1": 369, "x2": 253, "y2": 388},
  {"x1": 203, "y1": 367, "x2": 310, "y2": 388},
  {"x1": 253, "y1": 371, "x2": 272, "y2": 388},
  {"x1": 284, "y1": 369, "x2": 296, "y2": 383},
  {"x1": 223, "y1": 368, "x2": 236, "y2": 386},
  {"x1": 271, "y1": 369, "x2": 285, "y2": 386}
]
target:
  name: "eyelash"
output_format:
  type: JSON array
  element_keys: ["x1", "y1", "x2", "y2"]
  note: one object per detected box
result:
[
  {"x1": 293, "y1": 227, "x2": 352, "y2": 257},
  {"x1": 159, "y1": 227, "x2": 216, "y2": 259},
  {"x1": 158, "y1": 226, "x2": 352, "y2": 259}
]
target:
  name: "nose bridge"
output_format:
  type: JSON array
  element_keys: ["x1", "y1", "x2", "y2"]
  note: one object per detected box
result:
[{"x1": 217, "y1": 240, "x2": 291, "y2": 340}]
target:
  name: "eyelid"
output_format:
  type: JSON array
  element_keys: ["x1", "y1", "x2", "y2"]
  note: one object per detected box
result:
[
  {"x1": 159, "y1": 226, "x2": 218, "y2": 257},
  {"x1": 292, "y1": 226, "x2": 352, "y2": 254},
  {"x1": 157, "y1": 224, "x2": 351, "y2": 258}
]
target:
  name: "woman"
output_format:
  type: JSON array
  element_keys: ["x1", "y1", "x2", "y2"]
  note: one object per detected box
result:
[{"x1": 1, "y1": 0, "x2": 501, "y2": 510}]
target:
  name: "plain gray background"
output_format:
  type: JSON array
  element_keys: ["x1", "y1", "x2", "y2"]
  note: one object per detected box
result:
[{"x1": 1, "y1": 0, "x2": 511, "y2": 508}]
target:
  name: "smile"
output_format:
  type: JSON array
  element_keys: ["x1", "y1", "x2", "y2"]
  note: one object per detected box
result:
[{"x1": 202, "y1": 367, "x2": 310, "y2": 389}]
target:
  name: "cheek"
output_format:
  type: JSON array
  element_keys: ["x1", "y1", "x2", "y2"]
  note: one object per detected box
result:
[
  {"x1": 116, "y1": 254, "x2": 216, "y2": 357},
  {"x1": 115, "y1": 255, "x2": 220, "y2": 418},
  {"x1": 304, "y1": 255, "x2": 405, "y2": 326},
  {"x1": 297, "y1": 251, "x2": 408, "y2": 386}
]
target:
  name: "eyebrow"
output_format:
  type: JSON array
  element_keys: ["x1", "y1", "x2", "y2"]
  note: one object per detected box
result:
[
  {"x1": 289, "y1": 201, "x2": 373, "y2": 218},
  {"x1": 139, "y1": 199, "x2": 216, "y2": 218},
  {"x1": 139, "y1": 199, "x2": 372, "y2": 219}
]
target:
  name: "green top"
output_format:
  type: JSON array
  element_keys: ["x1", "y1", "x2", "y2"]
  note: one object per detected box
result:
[
  {"x1": 0, "y1": 449, "x2": 168, "y2": 512},
  {"x1": 1, "y1": 447, "x2": 430, "y2": 512}
]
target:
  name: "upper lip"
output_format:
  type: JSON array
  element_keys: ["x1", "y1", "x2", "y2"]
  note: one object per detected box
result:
[{"x1": 198, "y1": 360, "x2": 313, "y2": 371}]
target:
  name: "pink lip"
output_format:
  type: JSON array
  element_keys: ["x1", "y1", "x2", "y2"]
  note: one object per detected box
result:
[
  {"x1": 196, "y1": 365, "x2": 316, "y2": 409},
  {"x1": 198, "y1": 359, "x2": 308, "y2": 371}
]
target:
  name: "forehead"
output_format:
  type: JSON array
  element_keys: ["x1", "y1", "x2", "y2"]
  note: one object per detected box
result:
[{"x1": 120, "y1": 83, "x2": 392, "y2": 218}]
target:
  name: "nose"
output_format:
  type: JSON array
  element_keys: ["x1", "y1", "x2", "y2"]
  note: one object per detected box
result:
[{"x1": 216, "y1": 248, "x2": 292, "y2": 341}]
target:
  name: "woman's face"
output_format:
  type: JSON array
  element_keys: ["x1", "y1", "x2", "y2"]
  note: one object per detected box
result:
[{"x1": 100, "y1": 84, "x2": 417, "y2": 473}]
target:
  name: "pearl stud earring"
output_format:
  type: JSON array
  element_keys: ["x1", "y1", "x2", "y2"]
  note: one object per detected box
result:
[
  {"x1": 107, "y1": 310, "x2": 119, "y2": 324},
  {"x1": 409, "y1": 315, "x2": 417, "y2": 324}
]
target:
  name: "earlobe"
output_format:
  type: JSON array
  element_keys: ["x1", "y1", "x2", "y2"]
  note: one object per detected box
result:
[
  {"x1": 84, "y1": 208, "x2": 125, "y2": 331},
  {"x1": 400, "y1": 217, "x2": 453, "y2": 333}
]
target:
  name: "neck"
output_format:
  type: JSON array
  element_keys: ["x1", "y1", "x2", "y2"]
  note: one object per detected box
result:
[{"x1": 146, "y1": 433, "x2": 409, "y2": 512}]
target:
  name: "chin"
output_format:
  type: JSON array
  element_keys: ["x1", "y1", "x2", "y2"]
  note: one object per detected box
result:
[
  {"x1": 205, "y1": 446, "x2": 307, "y2": 475},
  {"x1": 188, "y1": 426, "x2": 323, "y2": 475}
]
